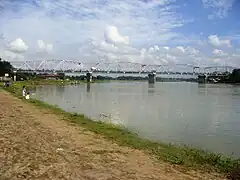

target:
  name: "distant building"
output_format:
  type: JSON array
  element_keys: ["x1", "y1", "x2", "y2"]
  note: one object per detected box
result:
[{"x1": 0, "y1": 76, "x2": 12, "y2": 82}]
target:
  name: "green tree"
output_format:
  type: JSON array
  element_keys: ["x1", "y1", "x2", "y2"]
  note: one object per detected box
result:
[
  {"x1": 230, "y1": 69, "x2": 240, "y2": 84},
  {"x1": 0, "y1": 58, "x2": 14, "y2": 76}
]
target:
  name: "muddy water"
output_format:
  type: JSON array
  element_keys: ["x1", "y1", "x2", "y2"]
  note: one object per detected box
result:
[{"x1": 33, "y1": 82, "x2": 240, "y2": 157}]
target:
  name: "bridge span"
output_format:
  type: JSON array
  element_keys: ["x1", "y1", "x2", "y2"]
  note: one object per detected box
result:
[{"x1": 9, "y1": 59, "x2": 237, "y2": 75}]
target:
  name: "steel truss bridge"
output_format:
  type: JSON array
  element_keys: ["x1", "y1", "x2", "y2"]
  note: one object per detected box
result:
[{"x1": 10, "y1": 59, "x2": 237, "y2": 75}]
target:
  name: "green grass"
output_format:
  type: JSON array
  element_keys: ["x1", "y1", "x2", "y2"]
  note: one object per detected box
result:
[
  {"x1": 19, "y1": 79, "x2": 84, "y2": 86},
  {"x1": 1, "y1": 80, "x2": 240, "y2": 175}
]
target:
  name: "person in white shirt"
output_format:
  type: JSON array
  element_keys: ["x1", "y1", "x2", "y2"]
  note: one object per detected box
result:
[{"x1": 22, "y1": 86, "x2": 26, "y2": 97}]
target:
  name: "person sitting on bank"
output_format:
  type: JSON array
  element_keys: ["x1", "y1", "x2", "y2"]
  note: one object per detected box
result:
[
  {"x1": 25, "y1": 92, "x2": 30, "y2": 100},
  {"x1": 22, "y1": 86, "x2": 26, "y2": 97},
  {"x1": 4, "y1": 81, "x2": 10, "y2": 87}
]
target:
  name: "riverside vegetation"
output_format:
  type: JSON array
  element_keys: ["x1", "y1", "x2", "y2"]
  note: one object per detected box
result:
[{"x1": 1, "y1": 80, "x2": 240, "y2": 179}]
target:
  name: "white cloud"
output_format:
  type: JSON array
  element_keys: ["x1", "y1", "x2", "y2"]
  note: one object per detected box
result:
[
  {"x1": 104, "y1": 25, "x2": 129, "y2": 46},
  {"x1": 202, "y1": 0, "x2": 236, "y2": 19},
  {"x1": 166, "y1": 46, "x2": 188, "y2": 57},
  {"x1": 212, "y1": 49, "x2": 228, "y2": 56},
  {"x1": 0, "y1": 0, "x2": 185, "y2": 60},
  {"x1": 37, "y1": 40, "x2": 53, "y2": 53},
  {"x1": 232, "y1": 52, "x2": 240, "y2": 57},
  {"x1": 99, "y1": 41, "x2": 119, "y2": 53},
  {"x1": 176, "y1": 46, "x2": 185, "y2": 53},
  {"x1": 144, "y1": 0, "x2": 171, "y2": 7},
  {"x1": 163, "y1": 46, "x2": 170, "y2": 50},
  {"x1": 0, "y1": 50, "x2": 25, "y2": 61},
  {"x1": 185, "y1": 47, "x2": 199, "y2": 55},
  {"x1": 208, "y1": 35, "x2": 231, "y2": 47},
  {"x1": 8, "y1": 38, "x2": 28, "y2": 53}
]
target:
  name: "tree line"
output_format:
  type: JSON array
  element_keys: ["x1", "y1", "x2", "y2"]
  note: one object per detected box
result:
[
  {"x1": 231, "y1": 69, "x2": 240, "y2": 83},
  {"x1": 0, "y1": 58, "x2": 14, "y2": 76}
]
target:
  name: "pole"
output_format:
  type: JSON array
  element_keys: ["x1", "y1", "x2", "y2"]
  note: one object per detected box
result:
[{"x1": 13, "y1": 70, "x2": 17, "y2": 81}]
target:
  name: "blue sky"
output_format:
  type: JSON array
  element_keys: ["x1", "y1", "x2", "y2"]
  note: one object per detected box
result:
[{"x1": 0, "y1": 0, "x2": 239, "y2": 68}]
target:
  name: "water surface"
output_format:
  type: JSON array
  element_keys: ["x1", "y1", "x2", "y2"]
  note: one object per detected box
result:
[{"x1": 33, "y1": 82, "x2": 240, "y2": 157}]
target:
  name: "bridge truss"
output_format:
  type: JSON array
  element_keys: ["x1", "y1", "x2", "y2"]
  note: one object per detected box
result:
[{"x1": 9, "y1": 59, "x2": 237, "y2": 74}]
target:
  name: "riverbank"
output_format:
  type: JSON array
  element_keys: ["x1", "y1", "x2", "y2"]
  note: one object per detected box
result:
[{"x1": 1, "y1": 80, "x2": 239, "y2": 179}]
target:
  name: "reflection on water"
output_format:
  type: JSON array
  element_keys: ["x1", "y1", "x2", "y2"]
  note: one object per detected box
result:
[
  {"x1": 86, "y1": 83, "x2": 91, "y2": 93},
  {"x1": 33, "y1": 82, "x2": 240, "y2": 157},
  {"x1": 148, "y1": 83, "x2": 155, "y2": 94},
  {"x1": 197, "y1": 83, "x2": 206, "y2": 88}
]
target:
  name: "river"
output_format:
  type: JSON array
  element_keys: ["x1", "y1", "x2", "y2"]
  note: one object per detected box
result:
[{"x1": 32, "y1": 82, "x2": 240, "y2": 157}]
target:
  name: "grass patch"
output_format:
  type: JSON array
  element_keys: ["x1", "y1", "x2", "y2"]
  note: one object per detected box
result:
[{"x1": 1, "y1": 81, "x2": 240, "y2": 176}]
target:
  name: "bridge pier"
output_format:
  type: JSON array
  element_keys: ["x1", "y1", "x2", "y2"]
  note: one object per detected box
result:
[
  {"x1": 86, "y1": 71, "x2": 92, "y2": 83},
  {"x1": 198, "y1": 74, "x2": 207, "y2": 83},
  {"x1": 148, "y1": 72, "x2": 156, "y2": 84}
]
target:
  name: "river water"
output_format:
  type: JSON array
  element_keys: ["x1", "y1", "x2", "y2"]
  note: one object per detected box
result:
[{"x1": 32, "y1": 82, "x2": 240, "y2": 157}]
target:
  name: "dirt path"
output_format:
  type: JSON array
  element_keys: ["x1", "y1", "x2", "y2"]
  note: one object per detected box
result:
[{"x1": 0, "y1": 91, "x2": 226, "y2": 180}]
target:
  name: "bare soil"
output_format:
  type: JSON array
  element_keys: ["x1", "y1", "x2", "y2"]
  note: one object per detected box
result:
[{"x1": 0, "y1": 91, "x2": 226, "y2": 180}]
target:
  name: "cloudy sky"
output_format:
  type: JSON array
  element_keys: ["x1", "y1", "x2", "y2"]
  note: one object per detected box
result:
[{"x1": 0, "y1": 0, "x2": 239, "y2": 68}]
